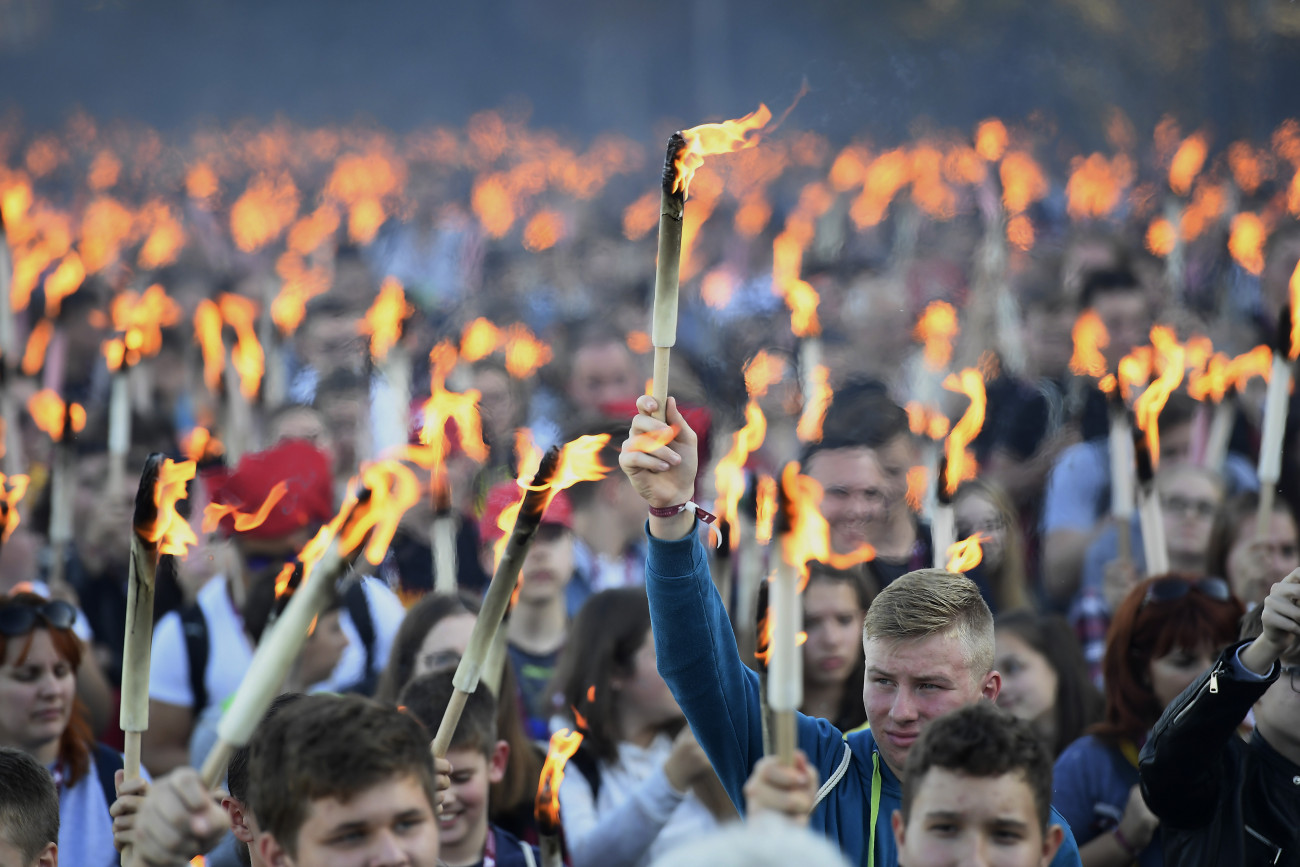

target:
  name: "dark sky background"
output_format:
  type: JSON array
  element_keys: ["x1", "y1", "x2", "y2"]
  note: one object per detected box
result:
[{"x1": 1, "y1": 0, "x2": 1298, "y2": 149}]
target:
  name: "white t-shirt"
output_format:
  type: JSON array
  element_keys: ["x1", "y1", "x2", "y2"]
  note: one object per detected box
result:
[
  {"x1": 52, "y1": 752, "x2": 118, "y2": 867},
  {"x1": 148, "y1": 574, "x2": 405, "y2": 711}
]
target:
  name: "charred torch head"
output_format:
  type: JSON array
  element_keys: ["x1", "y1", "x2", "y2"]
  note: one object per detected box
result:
[
  {"x1": 131, "y1": 453, "x2": 167, "y2": 539},
  {"x1": 661, "y1": 133, "x2": 687, "y2": 199}
]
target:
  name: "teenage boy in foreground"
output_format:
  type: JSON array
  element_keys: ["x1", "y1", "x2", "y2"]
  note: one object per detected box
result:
[
  {"x1": 619, "y1": 396, "x2": 1081, "y2": 867},
  {"x1": 127, "y1": 695, "x2": 440, "y2": 867},
  {"x1": 399, "y1": 670, "x2": 541, "y2": 867},
  {"x1": 0, "y1": 747, "x2": 59, "y2": 867}
]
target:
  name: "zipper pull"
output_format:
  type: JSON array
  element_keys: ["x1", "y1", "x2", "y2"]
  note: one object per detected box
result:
[{"x1": 1209, "y1": 668, "x2": 1219, "y2": 695}]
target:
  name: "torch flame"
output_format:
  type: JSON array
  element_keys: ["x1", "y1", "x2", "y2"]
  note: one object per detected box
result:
[
  {"x1": 0, "y1": 474, "x2": 31, "y2": 542},
  {"x1": 905, "y1": 466, "x2": 928, "y2": 513},
  {"x1": 1069, "y1": 310, "x2": 1111, "y2": 378},
  {"x1": 27, "y1": 390, "x2": 85, "y2": 442},
  {"x1": 1146, "y1": 218, "x2": 1177, "y2": 257},
  {"x1": 503, "y1": 324, "x2": 553, "y2": 379},
  {"x1": 20, "y1": 319, "x2": 53, "y2": 376},
  {"x1": 945, "y1": 534, "x2": 985, "y2": 573},
  {"x1": 217, "y1": 294, "x2": 264, "y2": 399},
  {"x1": 778, "y1": 463, "x2": 873, "y2": 585},
  {"x1": 1228, "y1": 345, "x2": 1274, "y2": 389},
  {"x1": 1169, "y1": 133, "x2": 1208, "y2": 196},
  {"x1": 1228, "y1": 213, "x2": 1268, "y2": 276},
  {"x1": 1132, "y1": 327, "x2": 1185, "y2": 468},
  {"x1": 230, "y1": 172, "x2": 300, "y2": 253},
  {"x1": 1065, "y1": 153, "x2": 1133, "y2": 220},
  {"x1": 182, "y1": 427, "x2": 224, "y2": 463},
  {"x1": 673, "y1": 104, "x2": 772, "y2": 199},
  {"x1": 535, "y1": 728, "x2": 584, "y2": 830},
  {"x1": 744, "y1": 351, "x2": 786, "y2": 398},
  {"x1": 203, "y1": 480, "x2": 289, "y2": 534},
  {"x1": 145, "y1": 460, "x2": 199, "y2": 557},
  {"x1": 915, "y1": 301, "x2": 960, "y2": 372},
  {"x1": 975, "y1": 119, "x2": 1008, "y2": 162},
  {"x1": 359, "y1": 277, "x2": 412, "y2": 362},
  {"x1": 755, "y1": 475, "x2": 777, "y2": 546},
  {"x1": 104, "y1": 284, "x2": 181, "y2": 370},
  {"x1": 906, "y1": 402, "x2": 950, "y2": 441},
  {"x1": 796, "y1": 365, "x2": 832, "y2": 444},
  {"x1": 193, "y1": 300, "x2": 226, "y2": 391},
  {"x1": 713, "y1": 401, "x2": 767, "y2": 547},
  {"x1": 460, "y1": 318, "x2": 504, "y2": 362},
  {"x1": 942, "y1": 370, "x2": 986, "y2": 496},
  {"x1": 408, "y1": 341, "x2": 489, "y2": 471}
]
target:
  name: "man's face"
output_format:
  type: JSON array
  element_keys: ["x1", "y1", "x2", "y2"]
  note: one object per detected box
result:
[
  {"x1": 806, "y1": 447, "x2": 891, "y2": 554},
  {"x1": 892, "y1": 768, "x2": 1063, "y2": 867},
  {"x1": 863, "y1": 631, "x2": 999, "y2": 777},
  {"x1": 1092, "y1": 291, "x2": 1151, "y2": 371},
  {"x1": 567, "y1": 341, "x2": 639, "y2": 415},
  {"x1": 438, "y1": 745, "x2": 507, "y2": 865},
  {"x1": 262, "y1": 774, "x2": 439, "y2": 867},
  {"x1": 1252, "y1": 659, "x2": 1300, "y2": 763}
]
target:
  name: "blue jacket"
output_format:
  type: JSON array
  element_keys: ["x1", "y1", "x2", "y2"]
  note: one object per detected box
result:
[{"x1": 645, "y1": 524, "x2": 1082, "y2": 867}]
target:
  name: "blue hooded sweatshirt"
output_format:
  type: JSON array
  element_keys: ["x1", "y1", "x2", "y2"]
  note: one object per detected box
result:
[{"x1": 644, "y1": 524, "x2": 1082, "y2": 867}]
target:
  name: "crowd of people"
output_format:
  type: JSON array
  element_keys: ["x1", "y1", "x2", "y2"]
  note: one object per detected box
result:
[{"x1": 0, "y1": 109, "x2": 1299, "y2": 867}]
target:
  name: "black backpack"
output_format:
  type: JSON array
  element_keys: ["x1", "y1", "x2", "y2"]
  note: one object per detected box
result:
[{"x1": 180, "y1": 580, "x2": 379, "y2": 713}]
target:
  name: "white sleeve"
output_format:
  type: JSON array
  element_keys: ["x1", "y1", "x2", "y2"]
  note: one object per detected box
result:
[
  {"x1": 147, "y1": 611, "x2": 193, "y2": 708},
  {"x1": 559, "y1": 763, "x2": 685, "y2": 867},
  {"x1": 361, "y1": 577, "x2": 407, "y2": 670}
]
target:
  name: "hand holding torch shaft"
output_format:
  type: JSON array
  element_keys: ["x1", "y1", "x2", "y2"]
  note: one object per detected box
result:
[{"x1": 120, "y1": 455, "x2": 167, "y2": 782}]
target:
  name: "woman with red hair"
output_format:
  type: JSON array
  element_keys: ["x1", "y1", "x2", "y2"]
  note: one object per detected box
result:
[
  {"x1": 0, "y1": 591, "x2": 126, "y2": 866},
  {"x1": 1051, "y1": 576, "x2": 1244, "y2": 867}
]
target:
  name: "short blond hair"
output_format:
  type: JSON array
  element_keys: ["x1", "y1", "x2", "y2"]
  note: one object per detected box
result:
[{"x1": 862, "y1": 569, "x2": 994, "y2": 676}]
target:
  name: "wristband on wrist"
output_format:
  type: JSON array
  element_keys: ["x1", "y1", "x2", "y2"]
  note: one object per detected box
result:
[
  {"x1": 1112, "y1": 826, "x2": 1140, "y2": 857},
  {"x1": 648, "y1": 501, "x2": 717, "y2": 524}
]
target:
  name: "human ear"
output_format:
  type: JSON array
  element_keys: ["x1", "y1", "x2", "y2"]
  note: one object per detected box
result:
[
  {"x1": 489, "y1": 740, "x2": 510, "y2": 784},
  {"x1": 891, "y1": 808, "x2": 906, "y2": 850},
  {"x1": 982, "y1": 670, "x2": 1001, "y2": 702},
  {"x1": 223, "y1": 796, "x2": 255, "y2": 844},
  {"x1": 36, "y1": 842, "x2": 57, "y2": 867},
  {"x1": 1040, "y1": 824, "x2": 1066, "y2": 866}
]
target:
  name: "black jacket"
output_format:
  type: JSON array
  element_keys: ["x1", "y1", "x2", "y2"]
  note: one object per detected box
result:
[{"x1": 1138, "y1": 641, "x2": 1300, "y2": 867}]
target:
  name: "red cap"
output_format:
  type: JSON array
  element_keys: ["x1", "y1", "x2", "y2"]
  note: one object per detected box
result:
[
  {"x1": 210, "y1": 438, "x2": 335, "y2": 539},
  {"x1": 478, "y1": 481, "x2": 573, "y2": 544}
]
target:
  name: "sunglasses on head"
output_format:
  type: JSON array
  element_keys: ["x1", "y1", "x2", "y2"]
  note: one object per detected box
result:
[
  {"x1": 1141, "y1": 577, "x2": 1232, "y2": 609},
  {"x1": 0, "y1": 599, "x2": 78, "y2": 636}
]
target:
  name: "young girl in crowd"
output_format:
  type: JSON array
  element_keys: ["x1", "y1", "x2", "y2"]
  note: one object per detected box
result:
[
  {"x1": 993, "y1": 609, "x2": 1102, "y2": 758},
  {"x1": 0, "y1": 591, "x2": 125, "y2": 866},
  {"x1": 1207, "y1": 490, "x2": 1300, "y2": 608},
  {"x1": 798, "y1": 562, "x2": 871, "y2": 732},
  {"x1": 1052, "y1": 575, "x2": 1244, "y2": 867},
  {"x1": 953, "y1": 479, "x2": 1032, "y2": 613},
  {"x1": 553, "y1": 587, "x2": 733, "y2": 867},
  {"x1": 375, "y1": 591, "x2": 543, "y2": 843}
]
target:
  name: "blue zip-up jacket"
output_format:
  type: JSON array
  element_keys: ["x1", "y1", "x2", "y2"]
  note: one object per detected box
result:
[{"x1": 645, "y1": 524, "x2": 1082, "y2": 867}]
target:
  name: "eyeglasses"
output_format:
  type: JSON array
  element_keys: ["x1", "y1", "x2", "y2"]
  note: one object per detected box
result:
[
  {"x1": 1159, "y1": 495, "x2": 1218, "y2": 520},
  {"x1": 1281, "y1": 665, "x2": 1300, "y2": 695},
  {"x1": 0, "y1": 599, "x2": 78, "y2": 636},
  {"x1": 1141, "y1": 577, "x2": 1232, "y2": 609}
]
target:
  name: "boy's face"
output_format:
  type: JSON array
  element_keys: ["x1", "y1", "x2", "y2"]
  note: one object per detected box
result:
[
  {"x1": 516, "y1": 526, "x2": 575, "y2": 603},
  {"x1": 438, "y1": 744, "x2": 508, "y2": 866},
  {"x1": 260, "y1": 774, "x2": 439, "y2": 867},
  {"x1": 891, "y1": 768, "x2": 1063, "y2": 867}
]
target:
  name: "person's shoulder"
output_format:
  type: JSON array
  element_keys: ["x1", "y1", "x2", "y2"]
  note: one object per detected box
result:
[
  {"x1": 358, "y1": 575, "x2": 406, "y2": 618},
  {"x1": 1054, "y1": 734, "x2": 1107, "y2": 768}
]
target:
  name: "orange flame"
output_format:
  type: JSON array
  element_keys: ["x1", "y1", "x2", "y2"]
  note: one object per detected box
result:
[
  {"x1": 137, "y1": 201, "x2": 186, "y2": 269},
  {"x1": 1132, "y1": 327, "x2": 1185, "y2": 467},
  {"x1": 754, "y1": 475, "x2": 777, "y2": 546},
  {"x1": 849, "y1": 149, "x2": 911, "y2": 228},
  {"x1": 44, "y1": 252, "x2": 85, "y2": 317},
  {"x1": 79, "y1": 197, "x2": 133, "y2": 275},
  {"x1": 700, "y1": 267, "x2": 738, "y2": 310},
  {"x1": 522, "y1": 209, "x2": 565, "y2": 252},
  {"x1": 20, "y1": 319, "x2": 53, "y2": 376},
  {"x1": 905, "y1": 466, "x2": 928, "y2": 513},
  {"x1": 27, "y1": 390, "x2": 86, "y2": 442},
  {"x1": 460, "y1": 318, "x2": 504, "y2": 362},
  {"x1": 186, "y1": 163, "x2": 219, "y2": 204},
  {"x1": 621, "y1": 189, "x2": 659, "y2": 241},
  {"x1": 1145, "y1": 218, "x2": 1177, "y2": 257},
  {"x1": 1169, "y1": 133, "x2": 1208, "y2": 196},
  {"x1": 409, "y1": 341, "x2": 489, "y2": 470},
  {"x1": 1227, "y1": 142, "x2": 1267, "y2": 194},
  {"x1": 0, "y1": 474, "x2": 31, "y2": 542},
  {"x1": 1178, "y1": 181, "x2": 1226, "y2": 243},
  {"x1": 1116, "y1": 346, "x2": 1154, "y2": 403},
  {"x1": 230, "y1": 172, "x2": 300, "y2": 252},
  {"x1": 193, "y1": 300, "x2": 225, "y2": 391},
  {"x1": 272, "y1": 254, "x2": 331, "y2": 337},
  {"x1": 744, "y1": 351, "x2": 785, "y2": 398},
  {"x1": 323, "y1": 149, "x2": 406, "y2": 244},
  {"x1": 906, "y1": 402, "x2": 950, "y2": 441},
  {"x1": 1069, "y1": 310, "x2": 1110, "y2": 378},
  {"x1": 544, "y1": 435, "x2": 612, "y2": 503},
  {"x1": 182, "y1": 427, "x2": 224, "y2": 463},
  {"x1": 942, "y1": 370, "x2": 986, "y2": 495},
  {"x1": 1066, "y1": 153, "x2": 1133, "y2": 219},
  {"x1": 203, "y1": 480, "x2": 288, "y2": 534},
  {"x1": 796, "y1": 365, "x2": 832, "y2": 443},
  {"x1": 778, "y1": 463, "x2": 873, "y2": 585},
  {"x1": 1228, "y1": 345, "x2": 1274, "y2": 389},
  {"x1": 714, "y1": 401, "x2": 767, "y2": 544},
  {"x1": 503, "y1": 325, "x2": 553, "y2": 379},
  {"x1": 914, "y1": 301, "x2": 960, "y2": 371},
  {"x1": 975, "y1": 119, "x2": 1008, "y2": 162},
  {"x1": 103, "y1": 284, "x2": 181, "y2": 370},
  {"x1": 145, "y1": 460, "x2": 199, "y2": 557},
  {"x1": 1006, "y1": 214, "x2": 1036, "y2": 251},
  {"x1": 535, "y1": 728, "x2": 584, "y2": 829},
  {"x1": 218, "y1": 294, "x2": 264, "y2": 399},
  {"x1": 1187, "y1": 353, "x2": 1230, "y2": 403},
  {"x1": 673, "y1": 104, "x2": 772, "y2": 199},
  {"x1": 945, "y1": 534, "x2": 985, "y2": 573},
  {"x1": 1228, "y1": 212, "x2": 1267, "y2": 276},
  {"x1": 338, "y1": 461, "x2": 423, "y2": 566},
  {"x1": 359, "y1": 277, "x2": 412, "y2": 361},
  {"x1": 626, "y1": 331, "x2": 652, "y2": 355},
  {"x1": 1291, "y1": 261, "x2": 1300, "y2": 360},
  {"x1": 1000, "y1": 152, "x2": 1049, "y2": 214}
]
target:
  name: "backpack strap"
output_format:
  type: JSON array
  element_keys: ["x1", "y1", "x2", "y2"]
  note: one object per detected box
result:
[
  {"x1": 812, "y1": 742, "x2": 853, "y2": 809},
  {"x1": 568, "y1": 743, "x2": 602, "y2": 801},
  {"x1": 93, "y1": 742, "x2": 125, "y2": 811},
  {"x1": 343, "y1": 580, "x2": 377, "y2": 692},
  {"x1": 179, "y1": 605, "x2": 209, "y2": 714}
]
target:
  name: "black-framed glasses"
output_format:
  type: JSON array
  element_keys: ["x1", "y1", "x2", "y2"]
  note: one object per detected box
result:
[
  {"x1": 1141, "y1": 577, "x2": 1232, "y2": 609},
  {"x1": 1280, "y1": 665, "x2": 1300, "y2": 695},
  {"x1": 0, "y1": 599, "x2": 77, "y2": 636},
  {"x1": 1159, "y1": 495, "x2": 1218, "y2": 520}
]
